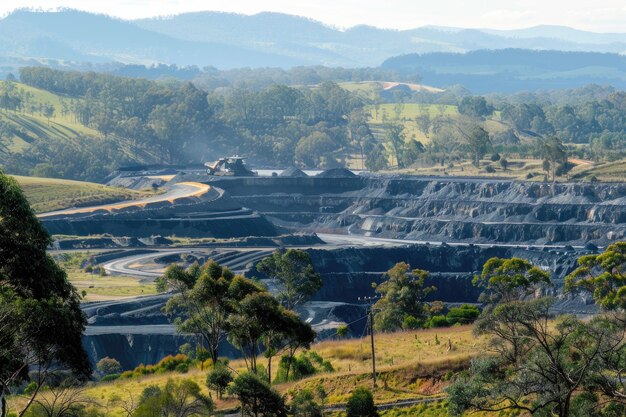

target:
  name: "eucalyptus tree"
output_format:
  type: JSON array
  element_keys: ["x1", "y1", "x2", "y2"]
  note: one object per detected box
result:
[
  {"x1": 0, "y1": 171, "x2": 90, "y2": 417},
  {"x1": 256, "y1": 249, "x2": 322, "y2": 310},
  {"x1": 159, "y1": 260, "x2": 263, "y2": 364}
]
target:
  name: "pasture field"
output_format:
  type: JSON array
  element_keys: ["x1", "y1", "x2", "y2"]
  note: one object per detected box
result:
[{"x1": 0, "y1": 81, "x2": 99, "y2": 155}]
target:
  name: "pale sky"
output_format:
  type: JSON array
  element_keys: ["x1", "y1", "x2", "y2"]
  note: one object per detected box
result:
[{"x1": 2, "y1": 0, "x2": 626, "y2": 32}]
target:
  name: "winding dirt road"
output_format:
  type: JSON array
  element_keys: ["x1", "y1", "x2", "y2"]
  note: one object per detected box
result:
[{"x1": 38, "y1": 182, "x2": 212, "y2": 218}]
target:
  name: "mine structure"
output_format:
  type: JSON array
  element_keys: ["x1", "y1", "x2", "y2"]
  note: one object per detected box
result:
[{"x1": 204, "y1": 156, "x2": 256, "y2": 176}]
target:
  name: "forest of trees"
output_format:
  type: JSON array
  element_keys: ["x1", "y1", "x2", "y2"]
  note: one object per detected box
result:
[{"x1": 0, "y1": 67, "x2": 624, "y2": 181}]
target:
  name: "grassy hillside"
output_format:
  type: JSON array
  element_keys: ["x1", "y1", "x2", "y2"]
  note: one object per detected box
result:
[
  {"x1": 14, "y1": 175, "x2": 148, "y2": 213},
  {"x1": 0, "y1": 81, "x2": 100, "y2": 158},
  {"x1": 570, "y1": 160, "x2": 626, "y2": 182},
  {"x1": 0, "y1": 81, "x2": 156, "y2": 179},
  {"x1": 7, "y1": 325, "x2": 480, "y2": 416}
]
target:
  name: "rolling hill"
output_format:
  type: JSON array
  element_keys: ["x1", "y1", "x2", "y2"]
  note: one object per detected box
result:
[
  {"x1": 0, "y1": 9, "x2": 304, "y2": 69},
  {"x1": 1, "y1": 9, "x2": 626, "y2": 72},
  {"x1": 382, "y1": 49, "x2": 626, "y2": 93}
]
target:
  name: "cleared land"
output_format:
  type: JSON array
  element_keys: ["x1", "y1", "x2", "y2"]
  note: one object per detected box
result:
[
  {"x1": 14, "y1": 175, "x2": 149, "y2": 213},
  {"x1": 54, "y1": 252, "x2": 157, "y2": 301},
  {"x1": 0, "y1": 82, "x2": 99, "y2": 156},
  {"x1": 0, "y1": 81, "x2": 157, "y2": 165}
]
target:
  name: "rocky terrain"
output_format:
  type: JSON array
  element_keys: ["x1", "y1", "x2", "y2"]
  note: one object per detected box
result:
[
  {"x1": 39, "y1": 168, "x2": 623, "y2": 369},
  {"x1": 204, "y1": 174, "x2": 625, "y2": 246}
]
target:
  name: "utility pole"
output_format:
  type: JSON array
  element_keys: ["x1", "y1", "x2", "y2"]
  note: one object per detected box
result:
[
  {"x1": 359, "y1": 295, "x2": 379, "y2": 387},
  {"x1": 368, "y1": 307, "x2": 376, "y2": 386}
]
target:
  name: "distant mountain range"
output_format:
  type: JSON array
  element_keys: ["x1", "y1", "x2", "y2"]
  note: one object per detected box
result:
[
  {"x1": 1, "y1": 9, "x2": 626, "y2": 69},
  {"x1": 382, "y1": 49, "x2": 626, "y2": 93},
  {"x1": 0, "y1": 9, "x2": 625, "y2": 92}
]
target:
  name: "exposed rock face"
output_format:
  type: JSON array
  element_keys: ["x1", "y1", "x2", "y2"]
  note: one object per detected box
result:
[
  {"x1": 303, "y1": 245, "x2": 580, "y2": 303},
  {"x1": 209, "y1": 176, "x2": 626, "y2": 245},
  {"x1": 81, "y1": 244, "x2": 585, "y2": 369}
]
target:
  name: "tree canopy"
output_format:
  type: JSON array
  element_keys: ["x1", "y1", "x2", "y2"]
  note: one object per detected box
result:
[{"x1": 0, "y1": 171, "x2": 90, "y2": 417}]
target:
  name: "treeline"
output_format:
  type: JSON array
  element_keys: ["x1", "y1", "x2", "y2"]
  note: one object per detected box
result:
[
  {"x1": 9, "y1": 67, "x2": 373, "y2": 180},
  {"x1": 109, "y1": 63, "x2": 411, "y2": 90},
  {"x1": 4, "y1": 67, "x2": 626, "y2": 182}
]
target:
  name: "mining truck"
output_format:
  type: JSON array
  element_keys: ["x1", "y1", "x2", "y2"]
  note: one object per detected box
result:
[{"x1": 204, "y1": 156, "x2": 256, "y2": 176}]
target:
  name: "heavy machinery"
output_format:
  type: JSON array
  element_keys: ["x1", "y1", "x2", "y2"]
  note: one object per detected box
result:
[{"x1": 204, "y1": 156, "x2": 256, "y2": 176}]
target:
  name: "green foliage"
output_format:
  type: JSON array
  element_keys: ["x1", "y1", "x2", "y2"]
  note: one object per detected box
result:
[
  {"x1": 461, "y1": 125, "x2": 492, "y2": 168},
  {"x1": 335, "y1": 325, "x2": 349, "y2": 338},
  {"x1": 346, "y1": 387, "x2": 379, "y2": 417},
  {"x1": 100, "y1": 373, "x2": 120, "y2": 382},
  {"x1": 473, "y1": 257, "x2": 551, "y2": 306},
  {"x1": 427, "y1": 315, "x2": 450, "y2": 328},
  {"x1": 229, "y1": 372, "x2": 287, "y2": 417},
  {"x1": 274, "y1": 351, "x2": 333, "y2": 383},
  {"x1": 206, "y1": 362, "x2": 233, "y2": 399},
  {"x1": 295, "y1": 131, "x2": 338, "y2": 168},
  {"x1": 445, "y1": 304, "x2": 481, "y2": 325},
  {"x1": 565, "y1": 242, "x2": 626, "y2": 311},
  {"x1": 0, "y1": 171, "x2": 90, "y2": 416},
  {"x1": 133, "y1": 379, "x2": 213, "y2": 417},
  {"x1": 289, "y1": 389, "x2": 322, "y2": 417},
  {"x1": 96, "y1": 357, "x2": 122, "y2": 376},
  {"x1": 401, "y1": 315, "x2": 422, "y2": 330},
  {"x1": 448, "y1": 296, "x2": 625, "y2": 417},
  {"x1": 540, "y1": 135, "x2": 568, "y2": 181},
  {"x1": 458, "y1": 96, "x2": 493, "y2": 119},
  {"x1": 373, "y1": 263, "x2": 437, "y2": 332},
  {"x1": 119, "y1": 354, "x2": 192, "y2": 379},
  {"x1": 161, "y1": 258, "x2": 315, "y2": 377},
  {"x1": 256, "y1": 249, "x2": 323, "y2": 310}
]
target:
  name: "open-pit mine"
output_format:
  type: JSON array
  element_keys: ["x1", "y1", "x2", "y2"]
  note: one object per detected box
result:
[{"x1": 41, "y1": 167, "x2": 625, "y2": 368}]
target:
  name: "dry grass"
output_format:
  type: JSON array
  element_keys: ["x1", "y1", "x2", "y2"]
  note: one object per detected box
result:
[
  {"x1": 13, "y1": 175, "x2": 148, "y2": 213},
  {"x1": 7, "y1": 326, "x2": 483, "y2": 416},
  {"x1": 69, "y1": 271, "x2": 157, "y2": 301}
]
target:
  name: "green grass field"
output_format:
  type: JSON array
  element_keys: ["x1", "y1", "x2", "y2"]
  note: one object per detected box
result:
[
  {"x1": 0, "y1": 81, "x2": 100, "y2": 159},
  {"x1": 54, "y1": 252, "x2": 157, "y2": 301},
  {"x1": 13, "y1": 175, "x2": 148, "y2": 213}
]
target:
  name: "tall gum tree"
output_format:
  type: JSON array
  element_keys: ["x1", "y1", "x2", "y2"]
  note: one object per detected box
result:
[{"x1": 0, "y1": 171, "x2": 90, "y2": 417}]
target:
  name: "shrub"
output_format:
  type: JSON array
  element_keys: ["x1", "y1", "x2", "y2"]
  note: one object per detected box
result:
[
  {"x1": 485, "y1": 165, "x2": 496, "y2": 173},
  {"x1": 428, "y1": 315, "x2": 450, "y2": 328},
  {"x1": 491, "y1": 153, "x2": 501, "y2": 162},
  {"x1": 101, "y1": 373, "x2": 120, "y2": 382},
  {"x1": 229, "y1": 373, "x2": 287, "y2": 417},
  {"x1": 156, "y1": 354, "x2": 189, "y2": 372},
  {"x1": 290, "y1": 389, "x2": 322, "y2": 417},
  {"x1": 175, "y1": 363, "x2": 189, "y2": 373},
  {"x1": 96, "y1": 357, "x2": 122, "y2": 376},
  {"x1": 446, "y1": 304, "x2": 480, "y2": 325},
  {"x1": 402, "y1": 315, "x2": 422, "y2": 330},
  {"x1": 346, "y1": 387, "x2": 378, "y2": 417},
  {"x1": 336, "y1": 325, "x2": 349, "y2": 338},
  {"x1": 274, "y1": 351, "x2": 333, "y2": 383},
  {"x1": 206, "y1": 362, "x2": 233, "y2": 399}
]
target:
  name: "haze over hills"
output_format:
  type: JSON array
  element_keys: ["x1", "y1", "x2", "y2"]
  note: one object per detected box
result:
[
  {"x1": 383, "y1": 49, "x2": 626, "y2": 93},
  {"x1": 1, "y1": 9, "x2": 626, "y2": 69},
  {"x1": 0, "y1": 9, "x2": 626, "y2": 92}
]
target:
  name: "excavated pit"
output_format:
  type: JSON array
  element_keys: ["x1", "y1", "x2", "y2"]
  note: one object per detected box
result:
[
  {"x1": 206, "y1": 175, "x2": 626, "y2": 246},
  {"x1": 52, "y1": 171, "x2": 623, "y2": 369}
]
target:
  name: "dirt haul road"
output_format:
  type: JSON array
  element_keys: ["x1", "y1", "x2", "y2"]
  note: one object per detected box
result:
[{"x1": 38, "y1": 182, "x2": 212, "y2": 218}]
